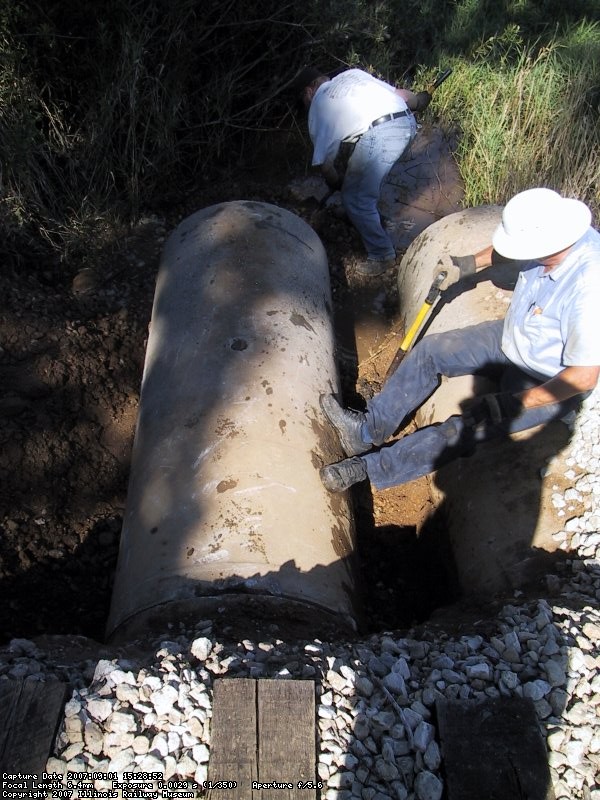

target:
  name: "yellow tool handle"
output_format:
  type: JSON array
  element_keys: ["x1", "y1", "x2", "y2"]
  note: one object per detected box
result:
[
  {"x1": 384, "y1": 269, "x2": 447, "y2": 383},
  {"x1": 399, "y1": 301, "x2": 432, "y2": 352}
]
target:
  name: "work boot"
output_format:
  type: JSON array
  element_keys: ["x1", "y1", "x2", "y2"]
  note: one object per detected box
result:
[
  {"x1": 354, "y1": 256, "x2": 396, "y2": 277},
  {"x1": 320, "y1": 456, "x2": 368, "y2": 492},
  {"x1": 320, "y1": 393, "x2": 371, "y2": 456}
]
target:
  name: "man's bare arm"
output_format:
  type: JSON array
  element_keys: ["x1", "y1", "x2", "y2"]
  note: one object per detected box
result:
[{"x1": 518, "y1": 365, "x2": 600, "y2": 408}]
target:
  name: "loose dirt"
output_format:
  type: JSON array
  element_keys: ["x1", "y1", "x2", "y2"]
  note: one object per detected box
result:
[{"x1": 0, "y1": 140, "x2": 458, "y2": 645}]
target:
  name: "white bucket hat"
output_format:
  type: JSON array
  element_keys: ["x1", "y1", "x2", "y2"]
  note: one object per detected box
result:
[{"x1": 492, "y1": 188, "x2": 591, "y2": 260}]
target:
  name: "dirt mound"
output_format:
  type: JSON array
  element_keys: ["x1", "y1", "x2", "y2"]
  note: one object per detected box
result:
[{"x1": 0, "y1": 216, "x2": 164, "y2": 641}]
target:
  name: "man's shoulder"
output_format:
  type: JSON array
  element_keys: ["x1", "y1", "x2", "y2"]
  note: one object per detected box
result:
[
  {"x1": 586, "y1": 226, "x2": 600, "y2": 252},
  {"x1": 577, "y1": 225, "x2": 600, "y2": 243},
  {"x1": 331, "y1": 67, "x2": 375, "y2": 85},
  {"x1": 570, "y1": 227, "x2": 600, "y2": 271},
  {"x1": 561, "y1": 231, "x2": 600, "y2": 297},
  {"x1": 335, "y1": 67, "x2": 368, "y2": 78}
]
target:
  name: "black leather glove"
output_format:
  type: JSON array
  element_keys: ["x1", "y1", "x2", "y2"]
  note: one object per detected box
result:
[
  {"x1": 413, "y1": 90, "x2": 432, "y2": 112},
  {"x1": 464, "y1": 392, "x2": 523, "y2": 427},
  {"x1": 435, "y1": 253, "x2": 476, "y2": 289},
  {"x1": 450, "y1": 254, "x2": 476, "y2": 277}
]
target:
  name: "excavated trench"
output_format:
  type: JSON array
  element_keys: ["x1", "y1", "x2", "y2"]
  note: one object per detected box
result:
[
  {"x1": 312, "y1": 127, "x2": 573, "y2": 634},
  {"x1": 331, "y1": 276, "x2": 461, "y2": 633},
  {"x1": 324, "y1": 125, "x2": 468, "y2": 632},
  {"x1": 105, "y1": 126, "x2": 472, "y2": 642},
  {"x1": 0, "y1": 125, "x2": 569, "y2": 644}
]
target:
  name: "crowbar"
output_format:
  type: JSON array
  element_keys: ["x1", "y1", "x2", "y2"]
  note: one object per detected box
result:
[
  {"x1": 384, "y1": 269, "x2": 447, "y2": 381},
  {"x1": 428, "y1": 68, "x2": 453, "y2": 94}
]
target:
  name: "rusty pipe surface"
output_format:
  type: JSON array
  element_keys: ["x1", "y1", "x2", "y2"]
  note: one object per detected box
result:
[{"x1": 106, "y1": 201, "x2": 358, "y2": 640}]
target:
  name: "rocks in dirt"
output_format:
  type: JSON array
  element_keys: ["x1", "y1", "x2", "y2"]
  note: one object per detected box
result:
[
  {"x1": 72, "y1": 268, "x2": 100, "y2": 296},
  {"x1": 548, "y1": 390, "x2": 600, "y2": 570}
]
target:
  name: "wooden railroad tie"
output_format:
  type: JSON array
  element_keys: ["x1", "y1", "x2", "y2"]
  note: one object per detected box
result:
[
  {"x1": 208, "y1": 678, "x2": 317, "y2": 799},
  {"x1": 0, "y1": 678, "x2": 68, "y2": 775}
]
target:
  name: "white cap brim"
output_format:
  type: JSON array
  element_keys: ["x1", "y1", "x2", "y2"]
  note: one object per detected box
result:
[{"x1": 492, "y1": 197, "x2": 591, "y2": 260}]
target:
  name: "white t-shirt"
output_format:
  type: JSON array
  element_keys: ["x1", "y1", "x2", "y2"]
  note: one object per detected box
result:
[
  {"x1": 308, "y1": 68, "x2": 409, "y2": 167},
  {"x1": 502, "y1": 227, "x2": 600, "y2": 378}
]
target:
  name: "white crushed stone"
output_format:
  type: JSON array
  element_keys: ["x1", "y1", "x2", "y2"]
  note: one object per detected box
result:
[{"x1": 1, "y1": 389, "x2": 599, "y2": 799}]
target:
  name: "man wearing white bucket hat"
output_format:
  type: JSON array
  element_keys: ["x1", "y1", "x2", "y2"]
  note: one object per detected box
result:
[{"x1": 318, "y1": 187, "x2": 600, "y2": 492}]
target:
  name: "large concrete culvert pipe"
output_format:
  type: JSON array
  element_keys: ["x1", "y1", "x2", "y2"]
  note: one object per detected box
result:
[
  {"x1": 397, "y1": 206, "x2": 576, "y2": 600},
  {"x1": 106, "y1": 201, "x2": 358, "y2": 642}
]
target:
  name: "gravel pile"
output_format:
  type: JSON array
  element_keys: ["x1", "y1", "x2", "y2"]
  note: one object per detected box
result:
[{"x1": 1, "y1": 390, "x2": 599, "y2": 800}]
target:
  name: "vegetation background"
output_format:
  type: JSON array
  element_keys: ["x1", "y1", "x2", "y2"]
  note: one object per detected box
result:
[
  {"x1": 0, "y1": 0, "x2": 599, "y2": 642},
  {"x1": 1, "y1": 0, "x2": 599, "y2": 269}
]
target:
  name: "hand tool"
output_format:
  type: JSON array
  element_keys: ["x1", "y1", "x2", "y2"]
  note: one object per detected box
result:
[
  {"x1": 381, "y1": 70, "x2": 453, "y2": 376},
  {"x1": 384, "y1": 269, "x2": 447, "y2": 381},
  {"x1": 428, "y1": 68, "x2": 453, "y2": 94}
]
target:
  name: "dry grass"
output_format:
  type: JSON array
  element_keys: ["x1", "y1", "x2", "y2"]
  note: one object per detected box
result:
[{"x1": 1, "y1": 2, "x2": 599, "y2": 267}]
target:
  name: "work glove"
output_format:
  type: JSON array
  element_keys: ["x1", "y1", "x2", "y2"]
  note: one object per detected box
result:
[
  {"x1": 464, "y1": 391, "x2": 523, "y2": 428},
  {"x1": 412, "y1": 90, "x2": 432, "y2": 112},
  {"x1": 433, "y1": 254, "x2": 476, "y2": 289}
]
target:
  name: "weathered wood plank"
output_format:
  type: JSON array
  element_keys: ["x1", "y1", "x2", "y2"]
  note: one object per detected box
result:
[
  {"x1": 437, "y1": 696, "x2": 556, "y2": 800},
  {"x1": 258, "y1": 680, "x2": 316, "y2": 800},
  {"x1": 208, "y1": 678, "x2": 257, "y2": 799},
  {"x1": 0, "y1": 679, "x2": 68, "y2": 774}
]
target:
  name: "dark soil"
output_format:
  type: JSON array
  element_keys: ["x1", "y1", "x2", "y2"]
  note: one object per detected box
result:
[{"x1": 0, "y1": 142, "x2": 456, "y2": 646}]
